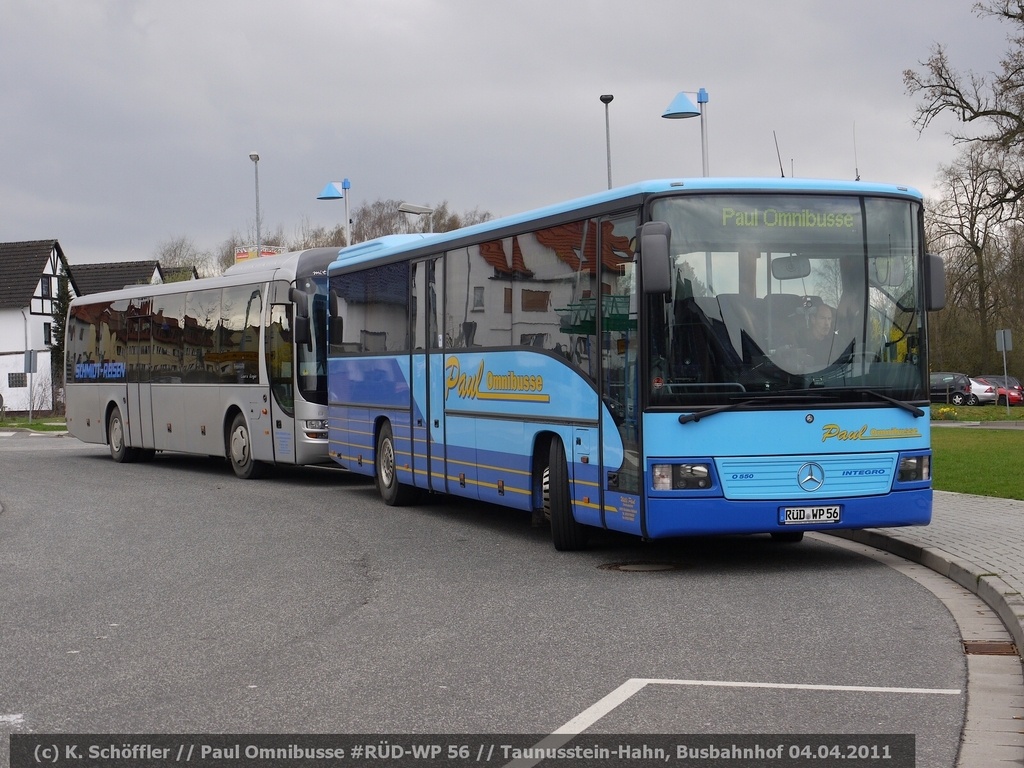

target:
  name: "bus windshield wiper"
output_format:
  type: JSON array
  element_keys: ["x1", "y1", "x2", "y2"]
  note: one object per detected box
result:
[
  {"x1": 855, "y1": 389, "x2": 925, "y2": 418},
  {"x1": 810, "y1": 386, "x2": 926, "y2": 417},
  {"x1": 678, "y1": 399, "x2": 758, "y2": 424},
  {"x1": 677, "y1": 393, "x2": 841, "y2": 425}
]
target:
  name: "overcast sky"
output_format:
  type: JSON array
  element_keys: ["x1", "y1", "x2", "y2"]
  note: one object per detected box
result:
[{"x1": 0, "y1": 1, "x2": 1008, "y2": 265}]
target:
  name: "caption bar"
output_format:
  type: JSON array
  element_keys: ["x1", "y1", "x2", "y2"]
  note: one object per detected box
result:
[{"x1": 10, "y1": 734, "x2": 915, "y2": 767}]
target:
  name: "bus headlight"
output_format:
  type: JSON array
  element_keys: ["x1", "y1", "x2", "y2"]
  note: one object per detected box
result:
[
  {"x1": 897, "y1": 454, "x2": 930, "y2": 482},
  {"x1": 652, "y1": 462, "x2": 712, "y2": 490},
  {"x1": 653, "y1": 464, "x2": 672, "y2": 490},
  {"x1": 304, "y1": 419, "x2": 328, "y2": 439}
]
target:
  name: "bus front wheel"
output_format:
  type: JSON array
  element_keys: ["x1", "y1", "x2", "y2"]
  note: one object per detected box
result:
[
  {"x1": 544, "y1": 434, "x2": 587, "y2": 551},
  {"x1": 108, "y1": 406, "x2": 138, "y2": 463},
  {"x1": 375, "y1": 421, "x2": 417, "y2": 505},
  {"x1": 228, "y1": 413, "x2": 266, "y2": 479}
]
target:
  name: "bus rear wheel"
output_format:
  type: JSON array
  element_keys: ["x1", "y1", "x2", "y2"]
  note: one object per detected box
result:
[
  {"x1": 544, "y1": 434, "x2": 587, "y2": 551},
  {"x1": 375, "y1": 421, "x2": 417, "y2": 505},
  {"x1": 228, "y1": 412, "x2": 266, "y2": 479},
  {"x1": 108, "y1": 406, "x2": 138, "y2": 463}
]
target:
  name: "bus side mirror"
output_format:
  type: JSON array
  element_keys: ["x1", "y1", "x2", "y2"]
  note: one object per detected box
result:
[
  {"x1": 925, "y1": 253, "x2": 945, "y2": 311},
  {"x1": 289, "y1": 286, "x2": 309, "y2": 318},
  {"x1": 328, "y1": 289, "x2": 344, "y2": 348},
  {"x1": 293, "y1": 314, "x2": 310, "y2": 346},
  {"x1": 330, "y1": 316, "x2": 344, "y2": 346},
  {"x1": 639, "y1": 221, "x2": 672, "y2": 295},
  {"x1": 289, "y1": 287, "x2": 311, "y2": 345}
]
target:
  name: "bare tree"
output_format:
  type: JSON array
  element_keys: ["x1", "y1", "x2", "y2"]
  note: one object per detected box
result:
[
  {"x1": 156, "y1": 236, "x2": 213, "y2": 279},
  {"x1": 202, "y1": 202, "x2": 491, "y2": 277},
  {"x1": 405, "y1": 200, "x2": 492, "y2": 233},
  {"x1": 214, "y1": 235, "x2": 245, "y2": 275},
  {"x1": 927, "y1": 143, "x2": 1021, "y2": 373},
  {"x1": 210, "y1": 225, "x2": 287, "y2": 276},
  {"x1": 290, "y1": 216, "x2": 347, "y2": 250},
  {"x1": 352, "y1": 198, "x2": 492, "y2": 242},
  {"x1": 993, "y1": 220, "x2": 1024, "y2": 370},
  {"x1": 905, "y1": 1, "x2": 1024, "y2": 208},
  {"x1": 351, "y1": 199, "x2": 407, "y2": 242}
]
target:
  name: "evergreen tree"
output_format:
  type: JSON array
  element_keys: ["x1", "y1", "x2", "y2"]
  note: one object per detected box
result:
[{"x1": 49, "y1": 265, "x2": 73, "y2": 414}]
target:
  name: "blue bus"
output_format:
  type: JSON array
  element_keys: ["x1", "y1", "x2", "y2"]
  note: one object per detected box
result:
[{"x1": 324, "y1": 179, "x2": 944, "y2": 549}]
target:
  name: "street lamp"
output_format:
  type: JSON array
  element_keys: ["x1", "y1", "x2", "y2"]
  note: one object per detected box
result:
[
  {"x1": 662, "y1": 87, "x2": 709, "y2": 176},
  {"x1": 317, "y1": 178, "x2": 352, "y2": 246},
  {"x1": 600, "y1": 94, "x2": 614, "y2": 189},
  {"x1": 249, "y1": 151, "x2": 261, "y2": 259},
  {"x1": 398, "y1": 202, "x2": 435, "y2": 233}
]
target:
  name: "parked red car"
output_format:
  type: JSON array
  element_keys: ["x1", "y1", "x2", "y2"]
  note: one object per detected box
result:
[{"x1": 976, "y1": 376, "x2": 1023, "y2": 406}]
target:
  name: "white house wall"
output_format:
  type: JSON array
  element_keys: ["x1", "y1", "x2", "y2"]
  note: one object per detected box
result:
[
  {"x1": 0, "y1": 305, "x2": 54, "y2": 350},
  {"x1": 0, "y1": 348, "x2": 53, "y2": 412}
]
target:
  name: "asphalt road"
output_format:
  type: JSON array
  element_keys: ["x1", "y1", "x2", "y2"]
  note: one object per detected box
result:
[{"x1": 0, "y1": 436, "x2": 966, "y2": 766}]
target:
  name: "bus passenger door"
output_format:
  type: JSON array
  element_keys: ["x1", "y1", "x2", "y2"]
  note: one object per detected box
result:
[
  {"x1": 599, "y1": 222, "x2": 643, "y2": 536},
  {"x1": 267, "y1": 291, "x2": 297, "y2": 465},
  {"x1": 411, "y1": 259, "x2": 446, "y2": 494},
  {"x1": 126, "y1": 298, "x2": 155, "y2": 449}
]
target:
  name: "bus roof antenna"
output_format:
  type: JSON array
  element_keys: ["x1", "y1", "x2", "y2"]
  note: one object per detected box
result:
[
  {"x1": 853, "y1": 122, "x2": 861, "y2": 181},
  {"x1": 773, "y1": 131, "x2": 785, "y2": 177}
]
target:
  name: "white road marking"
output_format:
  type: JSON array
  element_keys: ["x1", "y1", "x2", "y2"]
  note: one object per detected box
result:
[
  {"x1": 504, "y1": 677, "x2": 961, "y2": 768},
  {"x1": 559, "y1": 677, "x2": 960, "y2": 736}
]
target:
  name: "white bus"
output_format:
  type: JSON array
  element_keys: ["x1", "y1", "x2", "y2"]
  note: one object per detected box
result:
[{"x1": 64, "y1": 247, "x2": 336, "y2": 477}]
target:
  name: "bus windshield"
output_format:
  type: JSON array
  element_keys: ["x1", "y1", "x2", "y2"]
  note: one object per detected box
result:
[{"x1": 646, "y1": 193, "x2": 926, "y2": 408}]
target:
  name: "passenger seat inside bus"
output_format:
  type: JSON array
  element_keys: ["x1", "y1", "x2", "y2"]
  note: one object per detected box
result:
[{"x1": 763, "y1": 293, "x2": 806, "y2": 348}]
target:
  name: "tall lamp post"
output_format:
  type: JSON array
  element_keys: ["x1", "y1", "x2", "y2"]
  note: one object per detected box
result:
[
  {"x1": 661, "y1": 87, "x2": 709, "y2": 176},
  {"x1": 600, "y1": 94, "x2": 614, "y2": 189},
  {"x1": 398, "y1": 202, "x2": 435, "y2": 233},
  {"x1": 249, "y1": 151, "x2": 261, "y2": 258},
  {"x1": 317, "y1": 178, "x2": 352, "y2": 246}
]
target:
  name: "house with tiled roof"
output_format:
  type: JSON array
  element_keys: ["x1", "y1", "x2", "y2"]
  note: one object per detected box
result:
[
  {"x1": 70, "y1": 260, "x2": 164, "y2": 296},
  {"x1": 0, "y1": 240, "x2": 79, "y2": 412}
]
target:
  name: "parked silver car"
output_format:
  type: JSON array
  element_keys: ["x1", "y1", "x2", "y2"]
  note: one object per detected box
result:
[{"x1": 968, "y1": 377, "x2": 997, "y2": 405}]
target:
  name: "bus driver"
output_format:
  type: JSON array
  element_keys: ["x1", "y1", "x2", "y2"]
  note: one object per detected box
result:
[{"x1": 805, "y1": 303, "x2": 836, "y2": 362}]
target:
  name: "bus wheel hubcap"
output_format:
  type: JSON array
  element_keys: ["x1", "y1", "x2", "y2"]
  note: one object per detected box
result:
[
  {"x1": 381, "y1": 440, "x2": 395, "y2": 486},
  {"x1": 231, "y1": 427, "x2": 249, "y2": 464}
]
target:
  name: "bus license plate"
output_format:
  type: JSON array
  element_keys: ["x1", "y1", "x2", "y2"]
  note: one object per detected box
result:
[{"x1": 781, "y1": 505, "x2": 841, "y2": 525}]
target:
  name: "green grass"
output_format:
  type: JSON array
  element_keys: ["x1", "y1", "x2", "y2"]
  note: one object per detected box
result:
[
  {"x1": 0, "y1": 416, "x2": 67, "y2": 432},
  {"x1": 932, "y1": 403, "x2": 1024, "y2": 422},
  {"x1": 931, "y1": 427, "x2": 1024, "y2": 499}
]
